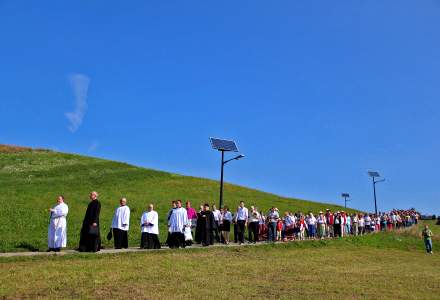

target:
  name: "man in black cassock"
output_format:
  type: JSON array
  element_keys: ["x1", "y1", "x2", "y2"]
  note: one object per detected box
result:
[
  {"x1": 199, "y1": 203, "x2": 216, "y2": 247},
  {"x1": 194, "y1": 205, "x2": 203, "y2": 244},
  {"x1": 78, "y1": 191, "x2": 101, "y2": 252}
]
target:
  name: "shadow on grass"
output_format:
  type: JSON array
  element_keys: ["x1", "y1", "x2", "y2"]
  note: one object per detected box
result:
[{"x1": 15, "y1": 242, "x2": 40, "y2": 252}]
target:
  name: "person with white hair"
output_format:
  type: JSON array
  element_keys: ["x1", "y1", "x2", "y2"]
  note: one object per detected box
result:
[
  {"x1": 111, "y1": 197, "x2": 130, "y2": 249},
  {"x1": 47, "y1": 195, "x2": 69, "y2": 252}
]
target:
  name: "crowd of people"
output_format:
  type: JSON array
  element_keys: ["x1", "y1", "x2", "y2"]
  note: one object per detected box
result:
[{"x1": 47, "y1": 192, "x2": 429, "y2": 253}]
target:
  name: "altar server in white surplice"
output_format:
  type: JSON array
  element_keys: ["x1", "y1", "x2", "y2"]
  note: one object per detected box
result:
[
  {"x1": 111, "y1": 198, "x2": 130, "y2": 249},
  {"x1": 168, "y1": 200, "x2": 188, "y2": 248},
  {"x1": 48, "y1": 196, "x2": 69, "y2": 252},
  {"x1": 140, "y1": 204, "x2": 161, "y2": 249}
]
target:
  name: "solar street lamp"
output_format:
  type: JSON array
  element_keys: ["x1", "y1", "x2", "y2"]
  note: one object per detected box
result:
[
  {"x1": 210, "y1": 138, "x2": 244, "y2": 209},
  {"x1": 341, "y1": 193, "x2": 350, "y2": 209},
  {"x1": 368, "y1": 171, "x2": 385, "y2": 215}
]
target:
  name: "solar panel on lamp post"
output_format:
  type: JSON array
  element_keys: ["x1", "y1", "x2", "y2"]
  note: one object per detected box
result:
[
  {"x1": 341, "y1": 193, "x2": 350, "y2": 209},
  {"x1": 368, "y1": 171, "x2": 385, "y2": 215},
  {"x1": 210, "y1": 138, "x2": 244, "y2": 209}
]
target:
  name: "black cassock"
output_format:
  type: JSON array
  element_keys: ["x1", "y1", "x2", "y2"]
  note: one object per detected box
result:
[
  {"x1": 199, "y1": 210, "x2": 215, "y2": 246},
  {"x1": 79, "y1": 199, "x2": 101, "y2": 252},
  {"x1": 194, "y1": 211, "x2": 203, "y2": 243}
]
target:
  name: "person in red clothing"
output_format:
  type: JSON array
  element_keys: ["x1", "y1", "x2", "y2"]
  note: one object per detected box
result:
[
  {"x1": 276, "y1": 219, "x2": 283, "y2": 241},
  {"x1": 298, "y1": 215, "x2": 306, "y2": 240},
  {"x1": 325, "y1": 209, "x2": 334, "y2": 238},
  {"x1": 340, "y1": 211, "x2": 347, "y2": 237},
  {"x1": 387, "y1": 215, "x2": 393, "y2": 231}
]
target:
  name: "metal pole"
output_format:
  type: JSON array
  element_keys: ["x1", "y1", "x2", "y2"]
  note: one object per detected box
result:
[
  {"x1": 344, "y1": 197, "x2": 347, "y2": 209},
  {"x1": 219, "y1": 150, "x2": 225, "y2": 209},
  {"x1": 373, "y1": 177, "x2": 378, "y2": 215}
]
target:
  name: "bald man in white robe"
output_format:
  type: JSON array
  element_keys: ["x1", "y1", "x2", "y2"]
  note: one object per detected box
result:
[
  {"x1": 111, "y1": 198, "x2": 130, "y2": 249},
  {"x1": 48, "y1": 196, "x2": 69, "y2": 252},
  {"x1": 140, "y1": 204, "x2": 161, "y2": 249}
]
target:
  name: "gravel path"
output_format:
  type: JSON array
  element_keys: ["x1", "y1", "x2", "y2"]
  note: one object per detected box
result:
[{"x1": 0, "y1": 242, "x2": 262, "y2": 258}]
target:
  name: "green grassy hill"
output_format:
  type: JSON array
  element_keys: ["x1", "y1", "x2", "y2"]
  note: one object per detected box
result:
[{"x1": 0, "y1": 145, "x2": 355, "y2": 252}]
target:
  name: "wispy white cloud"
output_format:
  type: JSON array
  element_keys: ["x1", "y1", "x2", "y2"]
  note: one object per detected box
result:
[
  {"x1": 88, "y1": 140, "x2": 99, "y2": 153},
  {"x1": 65, "y1": 73, "x2": 90, "y2": 133}
]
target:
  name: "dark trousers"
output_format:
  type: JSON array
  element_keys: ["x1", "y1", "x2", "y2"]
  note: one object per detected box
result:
[
  {"x1": 248, "y1": 222, "x2": 259, "y2": 243},
  {"x1": 334, "y1": 224, "x2": 341, "y2": 237},
  {"x1": 268, "y1": 222, "x2": 277, "y2": 241},
  {"x1": 141, "y1": 232, "x2": 161, "y2": 249},
  {"x1": 233, "y1": 223, "x2": 238, "y2": 243},
  {"x1": 424, "y1": 239, "x2": 433, "y2": 253},
  {"x1": 213, "y1": 221, "x2": 221, "y2": 243},
  {"x1": 113, "y1": 228, "x2": 128, "y2": 249},
  {"x1": 237, "y1": 220, "x2": 246, "y2": 243},
  {"x1": 169, "y1": 232, "x2": 185, "y2": 248}
]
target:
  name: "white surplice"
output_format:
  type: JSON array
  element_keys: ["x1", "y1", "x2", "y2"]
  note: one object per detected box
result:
[
  {"x1": 140, "y1": 210, "x2": 159, "y2": 235},
  {"x1": 111, "y1": 205, "x2": 130, "y2": 231},
  {"x1": 168, "y1": 207, "x2": 188, "y2": 233},
  {"x1": 48, "y1": 202, "x2": 69, "y2": 248}
]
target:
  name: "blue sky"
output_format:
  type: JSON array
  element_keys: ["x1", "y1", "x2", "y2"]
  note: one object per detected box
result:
[{"x1": 1, "y1": 1, "x2": 439, "y2": 215}]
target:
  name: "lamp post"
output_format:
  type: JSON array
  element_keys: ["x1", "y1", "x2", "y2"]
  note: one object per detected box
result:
[
  {"x1": 341, "y1": 193, "x2": 350, "y2": 209},
  {"x1": 368, "y1": 171, "x2": 385, "y2": 215},
  {"x1": 210, "y1": 138, "x2": 244, "y2": 210},
  {"x1": 219, "y1": 153, "x2": 245, "y2": 209}
]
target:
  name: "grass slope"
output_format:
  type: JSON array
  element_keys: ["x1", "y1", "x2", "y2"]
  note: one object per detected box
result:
[
  {"x1": 0, "y1": 222, "x2": 439, "y2": 299},
  {"x1": 0, "y1": 145, "x2": 355, "y2": 252}
]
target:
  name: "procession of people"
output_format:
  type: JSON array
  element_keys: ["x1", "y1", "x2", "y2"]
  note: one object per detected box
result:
[{"x1": 47, "y1": 192, "x2": 430, "y2": 254}]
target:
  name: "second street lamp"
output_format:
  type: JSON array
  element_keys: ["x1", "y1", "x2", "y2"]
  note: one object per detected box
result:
[
  {"x1": 341, "y1": 193, "x2": 350, "y2": 209},
  {"x1": 368, "y1": 171, "x2": 385, "y2": 215}
]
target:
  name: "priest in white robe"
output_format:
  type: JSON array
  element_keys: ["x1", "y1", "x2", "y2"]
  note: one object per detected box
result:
[
  {"x1": 111, "y1": 198, "x2": 130, "y2": 249},
  {"x1": 168, "y1": 200, "x2": 188, "y2": 248},
  {"x1": 48, "y1": 195, "x2": 69, "y2": 252},
  {"x1": 140, "y1": 204, "x2": 161, "y2": 249}
]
